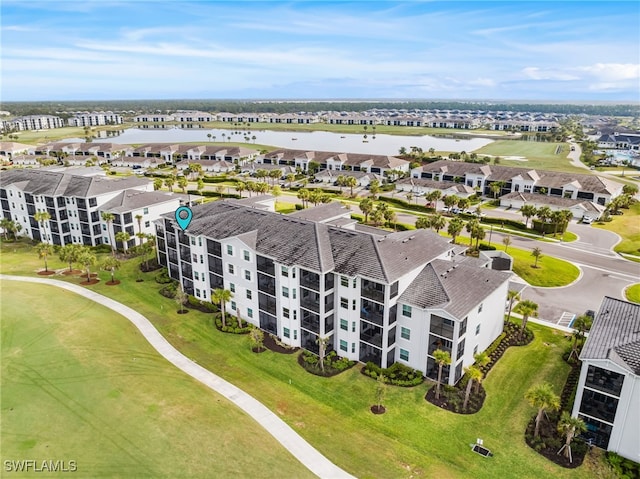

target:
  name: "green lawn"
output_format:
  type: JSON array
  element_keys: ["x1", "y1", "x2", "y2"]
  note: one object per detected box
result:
[
  {"x1": 593, "y1": 202, "x2": 640, "y2": 259},
  {"x1": 0, "y1": 280, "x2": 313, "y2": 479},
  {"x1": 625, "y1": 283, "x2": 640, "y2": 304},
  {"x1": 473, "y1": 140, "x2": 587, "y2": 174},
  {"x1": 0, "y1": 242, "x2": 597, "y2": 478}
]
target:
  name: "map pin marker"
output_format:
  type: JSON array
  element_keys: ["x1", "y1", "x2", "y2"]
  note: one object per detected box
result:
[{"x1": 175, "y1": 206, "x2": 193, "y2": 231}]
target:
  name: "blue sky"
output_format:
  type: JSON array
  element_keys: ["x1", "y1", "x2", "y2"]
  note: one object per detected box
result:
[{"x1": 2, "y1": 1, "x2": 639, "y2": 102}]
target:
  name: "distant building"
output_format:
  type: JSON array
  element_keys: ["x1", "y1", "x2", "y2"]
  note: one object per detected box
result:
[
  {"x1": 1, "y1": 115, "x2": 64, "y2": 132},
  {"x1": 68, "y1": 111, "x2": 123, "y2": 127},
  {"x1": 572, "y1": 297, "x2": 640, "y2": 462}
]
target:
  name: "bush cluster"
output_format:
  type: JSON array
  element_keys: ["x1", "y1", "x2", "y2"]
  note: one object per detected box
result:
[
  {"x1": 187, "y1": 295, "x2": 217, "y2": 313},
  {"x1": 214, "y1": 315, "x2": 252, "y2": 334},
  {"x1": 300, "y1": 350, "x2": 355, "y2": 376},
  {"x1": 155, "y1": 268, "x2": 173, "y2": 284},
  {"x1": 362, "y1": 361, "x2": 423, "y2": 387}
]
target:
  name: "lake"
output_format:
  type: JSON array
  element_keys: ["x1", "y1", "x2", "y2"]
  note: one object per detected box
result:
[{"x1": 66, "y1": 127, "x2": 494, "y2": 155}]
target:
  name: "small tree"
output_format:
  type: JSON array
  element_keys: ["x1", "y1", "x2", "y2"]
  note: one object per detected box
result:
[
  {"x1": 211, "y1": 288, "x2": 233, "y2": 328},
  {"x1": 505, "y1": 290, "x2": 521, "y2": 324},
  {"x1": 415, "y1": 216, "x2": 431, "y2": 229},
  {"x1": 77, "y1": 249, "x2": 97, "y2": 282},
  {"x1": 249, "y1": 327, "x2": 264, "y2": 351},
  {"x1": 102, "y1": 256, "x2": 121, "y2": 283},
  {"x1": 175, "y1": 285, "x2": 188, "y2": 314},
  {"x1": 568, "y1": 314, "x2": 593, "y2": 362},
  {"x1": 447, "y1": 217, "x2": 464, "y2": 244},
  {"x1": 531, "y1": 247, "x2": 543, "y2": 268},
  {"x1": 502, "y1": 234, "x2": 512, "y2": 252},
  {"x1": 463, "y1": 365, "x2": 483, "y2": 411},
  {"x1": 345, "y1": 176, "x2": 358, "y2": 197},
  {"x1": 515, "y1": 299, "x2": 538, "y2": 338},
  {"x1": 153, "y1": 178, "x2": 163, "y2": 191},
  {"x1": 59, "y1": 244, "x2": 84, "y2": 272},
  {"x1": 101, "y1": 211, "x2": 116, "y2": 255},
  {"x1": 359, "y1": 198, "x2": 374, "y2": 224},
  {"x1": 430, "y1": 214, "x2": 446, "y2": 233},
  {"x1": 115, "y1": 231, "x2": 131, "y2": 252},
  {"x1": 369, "y1": 179, "x2": 380, "y2": 199},
  {"x1": 557, "y1": 412, "x2": 587, "y2": 463},
  {"x1": 433, "y1": 349, "x2": 451, "y2": 400},
  {"x1": 35, "y1": 242, "x2": 54, "y2": 272},
  {"x1": 375, "y1": 373, "x2": 386, "y2": 412},
  {"x1": 525, "y1": 383, "x2": 560, "y2": 438},
  {"x1": 316, "y1": 335, "x2": 330, "y2": 373}
]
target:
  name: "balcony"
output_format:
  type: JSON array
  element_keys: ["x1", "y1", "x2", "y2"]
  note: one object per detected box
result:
[
  {"x1": 300, "y1": 269, "x2": 320, "y2": 292},
  {"x1": 258, "y1": 292, "x2": 277, "y2": 316},
  {"x1": 300, "y1": 288, "x2": 320, "y2": 313},
  {"x1": 360, "y1": 321, "x2": 383, "y2": 348},
  {"x1": 257, "y1": 272, "x2": 276, "y2": 296},
  {"x1": 361, "y1": 278, "x2": 385, "y2": 303},
  {"x1": 360, "y1": 298, "x2": 385, "y2": 326},
  {"x1": 301, "y1": 309, "x2": 320, "y2": 334},
  {"x1": 256, "y1": 255, "x2": 275, "y2": 276}
]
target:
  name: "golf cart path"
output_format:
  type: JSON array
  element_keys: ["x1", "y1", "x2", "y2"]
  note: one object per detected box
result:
[{"x1": 0, "y1": 274, "x2": 355, "y2": 479}]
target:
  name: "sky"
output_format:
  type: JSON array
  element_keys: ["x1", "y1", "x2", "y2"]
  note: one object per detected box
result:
[{"x1": 2, "y1": 1, "x2": 639, "y2": 102}]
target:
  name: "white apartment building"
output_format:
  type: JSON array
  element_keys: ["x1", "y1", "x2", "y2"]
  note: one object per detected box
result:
[
  {"x1": 572, "y1": 297, "x2": 640, "y2": 462},
  {"x1": 1, "y1": 115, "x2": 65, "y2": 132},
  {"x1": 0, "y1": 169, "x2": 182, "y2": 247},
  {"x1": 155, "y1": 199, "x2": 511, "y2": 383},
  {"x1": 68, "y1": 111, "x2": 123, "y2": 127}
]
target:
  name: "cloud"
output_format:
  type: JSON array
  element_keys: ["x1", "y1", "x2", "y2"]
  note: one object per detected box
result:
[
  {"x1": 579, "y1": 63, "x2": 640, "y2": 82},
  {"x1": 522, "y1": 67, "x2": 580, "y2": 81}
]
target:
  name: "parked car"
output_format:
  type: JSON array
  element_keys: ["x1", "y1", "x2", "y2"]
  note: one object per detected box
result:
[{"x1": 582, "y1": 216, "x2": 593, "y2": 224}]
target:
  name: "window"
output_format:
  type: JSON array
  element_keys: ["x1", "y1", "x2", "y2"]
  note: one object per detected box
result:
[
  {"x1": 402, "y1": 304, "x2": 412, "y2": 318},
  {"x1": 400, "y1": 348, "x2": 409, "y2": 361},
  {"x1": 283, "y1": 307, "x2": 290, "y2": 318},
  {"x1": 226, "y1": 245, "x2": 233, "y2": 255},
  {"x1": 198, "y1": 237, "x2": 202, "y2": 247},
  {"x1": 401, "y1": 327, "x2": 411, "y2": 340},
  {"x1": 340, "y1": 340, "x2": 348, "y2": 352},
  {"x1": 294, "y1": 330, "x2": 297, "y2": 340},
  {"x1": 200, "y1": 255, "x2": 204, "y2": 264},
  {"x1": 230, "y1": 301, "x2": 236, "y2": 311},
  {"x1": 102, "y1": 224, "x2": 106, "y2": 231},
  {"x1": 192, "y1": 254, "x2": 198, "y2": 262},
  {"x1": 473, "y1": 345, "x2": 478, "y2": 356},
  {"x1": 475, "y1": 324, "x2": 481, "y2": 335},
  {"x1": 195, "y1": 289, "x2": 201, "y2": 298},
  {"x1": 352, "y1": 299, "x2": 356, "y2": 311},
  {"x1": 282, "y1": 287, "x2": 289, "y2": 298},
  {"x1": 246, "y1": 289, "x2": 252, "y2": 300},
  {"x1": 351, "y1": 343, "x2": 355, "y2": 353},
  {"x1": 293, "y1": 310, "x2": 297, "y2": 320},
  {"x1": 478, "y1": 303, "x2": 483, "y2": 313},
  {"x1": 341, "y1": 276, "x2": 349, "y2": 287},
  {"x1": 340, "y1": 319, "x2": 348, "y2": 330},
  {"x1": 244, "y1": 270, "x2": 251, "y2": 281},
  {"x1": 281, "y1": 266, "x2": 288, "y2": 277},
  {"x1": 353, "y1": 278, "x2": 357, "y2": 288},
  {"x1": 292, "y1": 289, "x2": 296, "y2": 299},
  {"x1": 228, "y1": 264, "x2": 235, "y2": 274},
  {"x1": 243, "y1": 250, "x2": 250, "y2": 261},
  {"x1": 229, "y1": 283, "x2": 235, "y2": 293},
  {"x1": 340, "y1": 297, "x2": 348, "y2": 309},
  {"x1": 352, "y1": 322, "x2": 356, "y2": 333},
  {"x1": 247, "y1": 308, "x2": 253, "y2": 318},
  {"x1": 145, "y1": 221, "x2": 150, "y2": 228},
  {"x1": 283, "y1": 327, "x2": 290, "y2": 338},
  {"x1": 143, "y1": 207, "x2": 149, "y2": 214},
  {"x1": 191, "y1": 237, "x2": 196, "y2": 245},
  {"x1": 194, "y1": 271, "x2": 199, "y2": 280}
]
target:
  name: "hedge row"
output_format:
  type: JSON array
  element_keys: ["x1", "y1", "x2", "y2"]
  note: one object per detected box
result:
[{"x1": 187, "y1": 189, "x2": 240, "y2": 199}]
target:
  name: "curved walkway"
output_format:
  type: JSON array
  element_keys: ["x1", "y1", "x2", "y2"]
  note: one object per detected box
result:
[{"x1": 0, "y1": 274, "x2": 356, "y2": 479}]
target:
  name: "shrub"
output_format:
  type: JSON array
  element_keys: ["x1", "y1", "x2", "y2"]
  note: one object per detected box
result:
[
  {"x1": 214, "y1": 315, "x2": 251, "y2": 334},
  {"x1": 362, "y1": 361, "x2": 423, "y2": 386},
  {"x1": 155, "y1": 268, "x2": 173, "y2": 284},
  {"x1": 92, "y1": 244, "x2": 113, "y2": 254},
  {"x1": 294, "y1": 203, "x2": 304, "y2": 210},
  {"x1": 478, "y1": 243, "x2": 497, "y2": 251}
]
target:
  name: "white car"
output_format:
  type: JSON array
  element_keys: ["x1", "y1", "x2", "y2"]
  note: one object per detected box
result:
[{"x1": 582, "y1": 216, "x2": 593, "y2": 224}]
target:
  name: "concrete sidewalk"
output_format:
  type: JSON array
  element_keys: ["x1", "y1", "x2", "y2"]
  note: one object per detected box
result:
[{"x1": 1, "y1": 274, "x2": 356, "y2": 479}]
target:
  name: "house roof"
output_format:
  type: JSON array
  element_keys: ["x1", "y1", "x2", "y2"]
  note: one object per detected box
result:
[
  {"x1": 581, "y1": 296, "x2": 640, "y2": 375},
  {"x1": 100, "y1": 190, "x2": 180, "y2": 213},
  {"x1": 500, "y1": 192, "x2": 606, "y2": 212},
  {"x1": 0, "y1": 168, "x2": 149, "y2": 197},
  {"x1": 169, "y1": 201, "x2": 451, "y2": 282},
  {"x1": 398, "y1": 259, "x2": 510, "y2": 319}
]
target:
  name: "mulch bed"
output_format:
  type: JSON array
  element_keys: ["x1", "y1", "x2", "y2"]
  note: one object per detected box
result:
[
  {"x1": 140, "y1": 260, "x2": 162, "y2": 273},
  {"x1": 263, "y1": 334, "x2": 298, "y2": 354},
  {"x1": 106, "y1": 280, "x2": 121, "y2": 286},
  {"x1": 37, "y1": 270, "x2": 56, "y2": 276},
  {"x1": 525, "y1": 416, "x2": 587, "y2": 468},
  {"x1": 177, "y1": 310, "x2": 189, "y2": 315},
  {"x1": 370, "y1": 405, "x2": 386, "y2": 414},
  {"x1": 425, "y1": 384, "x2": 486, "y2": 414},
  {"x1": 79, "y1": 279, "x2": 100, "y2": 285},
  {"x1": 252, "y1": 346, "x2": 267, "y2": 353},
  {"x1": 62, "y1": 269, "x2": 83, "y2": 275}
]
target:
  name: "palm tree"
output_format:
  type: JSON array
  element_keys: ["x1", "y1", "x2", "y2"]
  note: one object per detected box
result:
[
  {"x1": 285, "y1": 173, "x2": 295, "y2": 188},
  {"x1": 457, "y1": 197, "x2": 470, "y2": 212},
  {"x1": 1, "y1": 218, "x2": 14, "y2": 241},
  {"x1": 345, "y1": 176, "x2": 358, "y2": 197},
  {"x1": 447, "y1": 217, "x2": 464, "y2": 244},
  {"x1": 466, "y1": 219, "x2": 485, "y2": 250},
  {"x1": 443, "y1": 195, "x2": 459, "y2": 210},
  {"x1": 515, "y1": 299, "x2": 538, "y2": 337},
  {"x1": 425, "y1": 190, "x2": 442, "y2": 209},
  {"x1": 115, "y1": 231, "x2": 131, "y2": 252},
  {"x1": 35, "y1": 242, "x2": 54, "y2": 272},
  {"x1": 164, "y1": 176, "x2": 175, "y2": 192},
  {"x1": 34, "y1": 211, "x2": 51, "y2": 242},
  {"x1": 211, "y1": 288, "x2": 233, "y2": 328},
  {"x1": 59, "y1": 244, "x2": 84, "y2": 272},
  {"x1": 271, "y1": 185, "x2": 282, "y2": 205},
  {"x1": 297, "y1": 188, "x2": 310, "y2": 208},
  {"x1": 568, "y1": 314, "x2": 593, "y2": 362},
  {"x1": 536, "y1": 206, "x2": 552, "y2": 227},
  {"x1": 525, "y1": 383, "x2": 560, "y2": 438},
  {"x1": 177, "y1": 176, "x2": 188, "y2": 193},
  {"x1": 463, "y1": 365, "x2": 483, "y2": 411},
  {"x1": 415, "y1": 216, "x2": 431, "y2": 229},
  {"x1": 249, "y1": 327, "x2": 264, "y2": 351},
  {"x1": 370, "y1": 207, "x2": 384, "y2": 227},
  {"x1": 153, "y1": 178, "x2": 163, "y2": 191},
  {"x1": 359, "y1": 198, "x2": 374, "y2": 223},
  {"x1": 268, "y1": 169, "x2": 281, "y2": 185},
  {"x1": 316, "y1": 335, "x2": 330, "y2": 373},
  {"x1": 531, "y1": 246, "x2": 543, "y2": 268},
  {"x1": 430, "y1": 214, "x2": 446, "y2": 233},
  {"x1": 77, "y1": 249, "x2": 97, "y2": 283},
  {"x1": 102, "y1": 256, "x2": 121, "y2": 283},
  {"x1": 235, "y1": 182, "x2": 246, "y2": 198},
  {"x1": 520, "y1": 204, "x2": 537, "y2": 228},
  {"x1": 433, "y1": 349, "x2": 451, "y2": 400},
  {"x1": 557, "y1": 412, "x2": 587, "y2": 462},
  {"x1": 135, "y1": 214, "x2": 144, "y2": 246},
  {"x1": 490, "y1": 182, "x2": 502, "y2": 199},
  {"x1": 505, "y1": 290, "x2": 521, "y2": 324},
  {"x1": 369, "y1": 179, "x2": 380, "y2": 199},
  {"x1": 175, "y1": 285, "x2": 188, "y2": 314},
  {"x1": 101, "y1": 212, "x2": 116, "y2": 255}
]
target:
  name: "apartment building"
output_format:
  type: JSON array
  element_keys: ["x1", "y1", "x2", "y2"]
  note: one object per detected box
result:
[
  {"x1": 0, "y1": 169, "x2": 182, "y2": 247},
  {"x1": 1, "y1": 115, "x2": 65, "y2": 132},
  {"x1": 155, "y1": 200, "x2": 510, "y2": 383},
  {"x1": 411, "y1": 160, "x2": 623, "y2": 206},
  {"x1": 67, "y1": 111, "x2": 123, "y2": 127},
  {"x1": 572, "y1": 297, "x2": 640, "y2": 462}
]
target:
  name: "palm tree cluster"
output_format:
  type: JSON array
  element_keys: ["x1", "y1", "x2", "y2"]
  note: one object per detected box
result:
[
  {"x1": 520, "y1": 205, "x2": 573, "y2": 235},
  {"x1": 1, "y1": 218, "x2": 23, "y2": 241},
  {"x1": 358, "y1": 199, "x2": 396, "y2": 229}
]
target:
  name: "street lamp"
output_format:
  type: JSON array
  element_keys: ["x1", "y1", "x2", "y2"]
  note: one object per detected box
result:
[{"x1": 488, "y1": 224, "x2": 494, "y2": 246}]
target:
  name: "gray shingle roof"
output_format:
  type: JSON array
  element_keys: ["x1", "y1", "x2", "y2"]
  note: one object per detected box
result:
[
  {"x1": 399, "y1": 259, "x2": 511, "y2": 319},
  {"x1": 174, "y1": 201, "x2": 451, "y2": 281},
  {"x1": 100, "y1": 190, "x2": 180, "y2": 213},
  {"x1": 581, "y1": 296, "x2": 640, "y2": 374}
]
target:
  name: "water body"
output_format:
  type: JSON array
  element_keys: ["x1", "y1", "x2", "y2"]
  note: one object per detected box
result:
[{"x1": 68, "y1": 127, "x2": 494, "y2": 155}]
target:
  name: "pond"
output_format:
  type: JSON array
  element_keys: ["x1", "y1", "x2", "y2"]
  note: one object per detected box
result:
[{"x1": 65, "y1": 127, "x2": 494, "y2": 155}]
